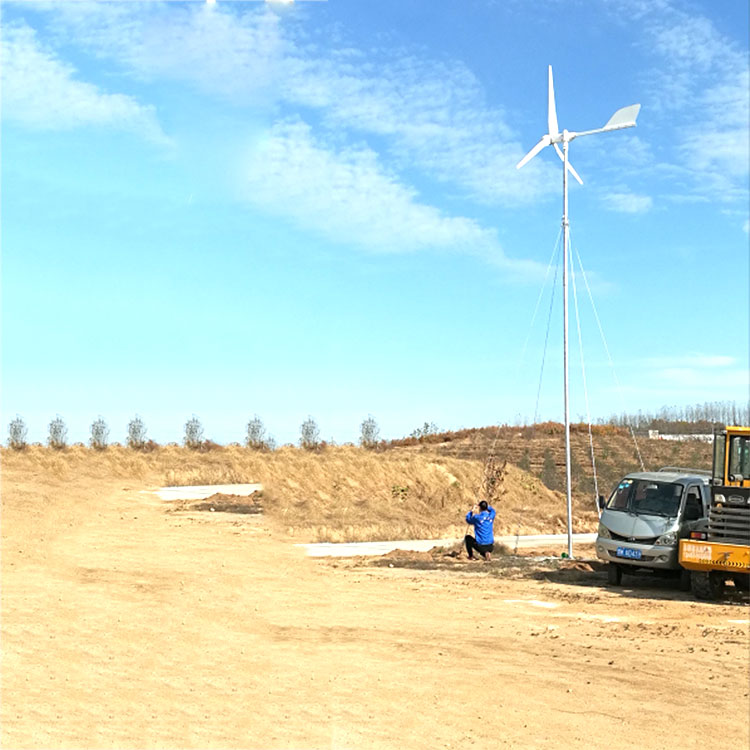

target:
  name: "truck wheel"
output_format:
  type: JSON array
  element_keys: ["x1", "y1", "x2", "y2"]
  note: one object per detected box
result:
[
  {"x1": 607, "y1": 564, "x2": 623, "y2": 585},
  {"x1": 691, "y1": 571, "x2": 725, "y2": 601},
  {"x1": 677, "y1": 568, "x2": 692, "y2": 592},
  {"x1": 731, "y1": 573, "x2": 750, "y2": 593}
]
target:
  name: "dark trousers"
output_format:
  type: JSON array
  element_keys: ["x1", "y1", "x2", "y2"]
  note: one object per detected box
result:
[{"x1": 465, "y1": 535, "x2": 494, "y2": 559}]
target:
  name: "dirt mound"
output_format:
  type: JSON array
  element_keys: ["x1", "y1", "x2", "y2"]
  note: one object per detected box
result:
[
  {"x1": 485, "y1": 461, "x2": 598, "y2": 536},
  {"x1": 1, "y1": 445, "x2": 598, "y2": 542}
]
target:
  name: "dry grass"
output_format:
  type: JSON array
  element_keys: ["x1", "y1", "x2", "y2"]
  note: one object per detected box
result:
[{"x1": 1, "y1": 445, "x2": 597, "y2": 542}]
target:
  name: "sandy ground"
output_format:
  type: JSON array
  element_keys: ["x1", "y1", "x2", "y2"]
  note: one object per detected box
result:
[{"x1": 2, "y1": 469, "x2": 749, "y2": 750}]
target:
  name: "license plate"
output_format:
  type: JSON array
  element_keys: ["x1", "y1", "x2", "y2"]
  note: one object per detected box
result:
[{"x1": 616, "y1": 547, "x2": 642, "y2": 560}]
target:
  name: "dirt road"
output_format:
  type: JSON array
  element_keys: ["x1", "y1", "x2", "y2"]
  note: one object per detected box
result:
[{"x1": 2, "y1": 468, "x2": 748, "y2": 749}]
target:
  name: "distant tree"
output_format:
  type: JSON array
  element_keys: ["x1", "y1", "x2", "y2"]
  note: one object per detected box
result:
[
  {"x1": 89, "y1": 416, "x2": 110, "y2": 450},
  {"x1": 47, "y1": 415, "x2": 68, "y2": 450},
  {"x1": 410, "y1": 421, "x2": 439, "y2": 439},
  {"x1": 299, "y1": 416, "x2": 320, "y2": 450},
  {"x1": 8, "y1": 416, "x2": 28, "y2": 450},
  {"x1": 246, "y1": 415, "x2": 268, "y2": 450},
  {"x1": 127, "y1": 415, "x2": 148, "y2": 450},
  {"x1": 184, "y1": 415, "x2": 204, "y2": 449},
  {"x1": 359, "y1": 415, "x2": 380, "y2": 448},
  {"x1": 517, "y1": 449, "x2": 531, "y2": 473},
  {"x1": 540, "y1": 448, "x2": 559, "y2": 491}
]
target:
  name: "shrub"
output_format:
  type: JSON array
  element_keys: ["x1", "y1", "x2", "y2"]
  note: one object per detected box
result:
[
  {"x1": 89, "y1": 416, "x2": 109, "y2": 450},
  {"x1": 299, "y1": 416, "x2": 320, "y2": 450},
  {"x1": 184, "y1": 415, "x2": 204, "y2": 450},
  {"x1": 359, "y1": 415, "x2": 380, "y2": 449},
  {"x1": 8, "y1": 416, "x2": 28, "y2": 450},
  {"x1": 127, "y1": 415, "x2": 148, "y2": 450},
  {"x1": 410, "y1": 421, "x2": 439, "y2": 440},
  {"x1": 540, "y1": 448, "x2": 559, "y2": 491},
  {"x1": 48, "y1": 415, "x2": 68, "y2": 450}
]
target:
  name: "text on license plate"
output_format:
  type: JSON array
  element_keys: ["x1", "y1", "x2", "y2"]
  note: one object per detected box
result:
[{"x1": 616, "y1": 547, "x2": 642, "y2": 560}]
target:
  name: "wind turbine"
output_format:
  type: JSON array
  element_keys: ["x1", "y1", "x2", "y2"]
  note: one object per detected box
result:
[{"x1": 516, "y1": 66, "x2": 640, "y2": 559}]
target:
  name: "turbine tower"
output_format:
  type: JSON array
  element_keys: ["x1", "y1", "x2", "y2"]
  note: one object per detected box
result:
[{"x1": 516, "y1": 66, "x2": 640, "y2": 559}]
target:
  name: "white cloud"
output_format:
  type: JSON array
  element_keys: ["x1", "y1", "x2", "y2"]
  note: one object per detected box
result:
[
  {"x1": 283, "y1": 53, "x2": 556, "y2": 206},
  {"x1": 743, "y1": 219, "x2": 749, "y2": 234},
  {"x1": 240, "y1": 119, "x2": 546, "y2": 280},
  {"x1": 624, "y1": 352, "x2": 749, "y2": 399},
  {"x1": 602, "y1": 191, "x2": 653, "y2": 213},
  {"x1": 651, "y1": 15, "x2": 725, "y2": 72},
  {"x1": 242, "y1": 119, "x2": 496, "y2": 254},
  {"x1": 653, "y1": 367, "x2": 748, "y2": 390},
  {"x1": 42, "y1": 3, "x2": 556, "y2": 206},
  {"x1": 677, "y1": 69, "x2": 749, "y2": 181},
  {"x1": 624, "y1": 2, "x2": 749, "y2": 202},
  {"x1": 0, "y1": 21, "x2": 169, "y2": 144}
]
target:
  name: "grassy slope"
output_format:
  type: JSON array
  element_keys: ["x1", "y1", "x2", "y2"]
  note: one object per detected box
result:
[
  {"x1": 388, "y1": 425, "x2": 713, "y2": 504},
  {"x1": 1, "y1": 432, "x2": 710, "y2": 542}
]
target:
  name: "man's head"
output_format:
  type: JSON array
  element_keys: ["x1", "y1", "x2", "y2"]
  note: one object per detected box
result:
[{"x1": 479, "y1": 500, "x2": 488, "y2": 511}]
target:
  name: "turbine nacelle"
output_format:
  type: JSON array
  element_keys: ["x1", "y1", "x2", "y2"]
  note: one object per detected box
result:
[{"x1": 516, "y1": 65, "x2": 640, "y2": 185}]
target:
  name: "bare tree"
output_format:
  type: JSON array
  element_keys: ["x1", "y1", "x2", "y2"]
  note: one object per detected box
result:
[
  {"x1": 184, "y1": 415, "x2": 204, "y2": 449},
  {"x1": 8, "y1": 416, "x2": 28, "y2": 450},
  {"x1": 299, "y1": 416, "x2": 320, "y2": 450},
  {"x1": 89, "y1": 416, "x2": 110, "y2": 450},
  {"x1": 127, "y1": 415, "x2": 148, "y2": 450},
  {"x1": 48, "y1": 415, "x2": 68, "y2": 450},
  {"x1": 246, "y1": 415, "x2": 268, "y2": 449},
  {"x1": 359, "y1": 415, "x2": 380, "y2": 448}
]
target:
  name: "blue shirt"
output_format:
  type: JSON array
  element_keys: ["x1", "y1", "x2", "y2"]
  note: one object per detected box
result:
[{"x1": 465, "y1": 507, "x2": 496, "y2": 545}]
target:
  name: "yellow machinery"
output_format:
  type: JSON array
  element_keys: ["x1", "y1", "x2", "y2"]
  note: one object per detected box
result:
[{"x1": 679, "y1": 426, "x2": 750, "y2": 599}]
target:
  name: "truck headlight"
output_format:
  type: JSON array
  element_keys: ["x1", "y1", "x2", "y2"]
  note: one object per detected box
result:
[
  {"x1": 655, "y1": 531, "x2": 677, "y2": 545},
  {"x1": 714, "y1": 494, "x2": 725, "y2": 504},
  {"x1": 597, "y1": 523, "x2": 611, "y2": 539}
]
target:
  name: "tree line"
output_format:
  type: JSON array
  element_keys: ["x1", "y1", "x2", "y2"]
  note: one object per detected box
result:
[
  {"x1": 5, "y1": 414, "x2": 383, "y2": 452},
  {"x1": 599, "y1": 400, "x2": 749, "y2": 434},
  {"x1": 7, "y1": 399, "x2": 747, "y2": 451}
]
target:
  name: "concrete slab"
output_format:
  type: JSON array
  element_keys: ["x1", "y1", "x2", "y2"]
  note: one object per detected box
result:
[{"x1": 147, "y1": 483, "x2": 263, "y2": 501}]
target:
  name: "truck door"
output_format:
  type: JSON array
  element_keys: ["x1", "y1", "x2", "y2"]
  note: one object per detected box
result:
[{"x1": 681, "y1": 485, "x2": 704, "y2": 533}]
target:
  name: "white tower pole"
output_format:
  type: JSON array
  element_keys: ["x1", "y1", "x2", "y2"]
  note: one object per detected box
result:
[
  {"x1": 562, "y1": 133, "x2": 573, "y2": 559},
  {"x1": 515, "y1": 68, "x2": 640, "y2": 561}
]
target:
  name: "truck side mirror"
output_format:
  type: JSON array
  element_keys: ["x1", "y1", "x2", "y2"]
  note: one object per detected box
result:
[{"x1": 597, "y1": 495, "x2": 605, "y2": 510}]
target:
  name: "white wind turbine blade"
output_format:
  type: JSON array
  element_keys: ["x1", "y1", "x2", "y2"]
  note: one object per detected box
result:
[
  {"x1": 516, "y1": 134, "x2": 551, "y2": 170},
  {"x1": 553, "y1": 144, "x2": 584, "y2": 185},
  {"x1": 548, "y1": 65, "x2": 559, "y2": 138}
]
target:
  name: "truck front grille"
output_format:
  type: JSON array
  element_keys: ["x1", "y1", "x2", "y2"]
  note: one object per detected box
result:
[{"x1": 707, "y1": 505, "x2": 750, "y2": 544}]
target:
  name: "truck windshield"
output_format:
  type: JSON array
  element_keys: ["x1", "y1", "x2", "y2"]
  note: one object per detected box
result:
[{"x1": 605, "y1": 479, "x2": 683, "y2": 517}]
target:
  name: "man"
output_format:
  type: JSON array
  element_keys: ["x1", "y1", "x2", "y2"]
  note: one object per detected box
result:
[{"x1": 465, "y1": 500, "x2": 496, "y2": 561}]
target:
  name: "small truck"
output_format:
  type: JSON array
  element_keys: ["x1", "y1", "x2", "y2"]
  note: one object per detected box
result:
[{"x1": 679, "y1": 426, "x2": 750, "y2": 599}]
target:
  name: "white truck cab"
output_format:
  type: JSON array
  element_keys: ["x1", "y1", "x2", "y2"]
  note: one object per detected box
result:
[{"x1": 595, "y1": 468, "x2": 711, "y2": 586}]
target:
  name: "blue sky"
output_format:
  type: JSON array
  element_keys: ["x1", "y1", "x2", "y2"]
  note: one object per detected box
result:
[{"x1": 2, "y1": 0, "x2": 748, "y2": 446}]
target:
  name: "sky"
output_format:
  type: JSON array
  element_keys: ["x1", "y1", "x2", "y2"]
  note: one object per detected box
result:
[{"x1": 1, "y1": 0, "x2": 748, "y2": 447}]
